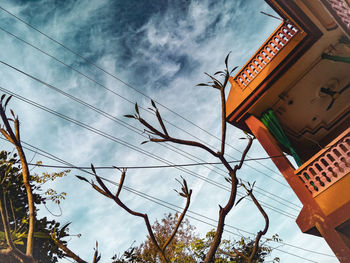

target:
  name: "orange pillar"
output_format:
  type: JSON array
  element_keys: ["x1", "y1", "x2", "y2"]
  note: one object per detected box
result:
[{"x1": 245, "y1": 115, "x2": 350, "y2": 262}]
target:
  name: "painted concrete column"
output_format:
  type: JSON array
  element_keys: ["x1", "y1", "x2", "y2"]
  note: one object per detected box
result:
[{"x1": 245, "y1": 114, "x2": 350, "y2": 262}]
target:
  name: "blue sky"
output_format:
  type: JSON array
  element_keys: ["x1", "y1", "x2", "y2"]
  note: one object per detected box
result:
[{"x1": 0, "y1": 0, "x2": 338, "y2": 262}]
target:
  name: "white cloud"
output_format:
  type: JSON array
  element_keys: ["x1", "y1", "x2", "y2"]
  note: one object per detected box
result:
[{"x1": 0, "y1": 0, "x2": 337, "y2": 262}]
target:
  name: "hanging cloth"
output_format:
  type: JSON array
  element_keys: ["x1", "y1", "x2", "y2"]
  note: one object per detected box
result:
[{"x1": 261, "y1": 109, "x2": 303, "y2": 167}]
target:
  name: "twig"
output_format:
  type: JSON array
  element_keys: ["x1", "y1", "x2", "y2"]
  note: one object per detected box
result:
[
  {"x1": 0, "y1": 97, "x2": 36, "y2": 262},
  {"x1": 50, "y1": 233, "x2": 87, "y2": 263}
]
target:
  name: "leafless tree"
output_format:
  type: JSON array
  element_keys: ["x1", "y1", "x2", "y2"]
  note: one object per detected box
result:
[
  {"x1": 83, "y1": 167, "x2": 192, "y2": 263},
  {"x1": 122, "y1": 53, "x2": 269, "y2": 262},
  {"x1": 0, "y1": 53, "x2": 270, "y2": 262}
]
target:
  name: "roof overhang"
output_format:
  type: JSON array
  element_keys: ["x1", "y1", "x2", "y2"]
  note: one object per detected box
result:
[{"x1": 226, "y1": 0, "x2": 323, "y2": 131}]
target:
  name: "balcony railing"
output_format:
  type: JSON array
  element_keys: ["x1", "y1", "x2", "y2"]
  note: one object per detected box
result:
[
  {"x1": 233, "y1": 22, "x2": 299, "y2": 89},
  {"x1": 295, "y1": 128, "x2": 350, "y2": 197}
]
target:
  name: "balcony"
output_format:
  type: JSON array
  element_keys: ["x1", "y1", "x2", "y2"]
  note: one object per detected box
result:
[
  {"x1": 232, "y1": 21, "x2": 299, "y2": 89},
  {"x1": 294, "y1": 128, "x2": 350, "y2": 197},
  {"x1": 226, "y1": 20, "x2": 307, "y2": 124}
]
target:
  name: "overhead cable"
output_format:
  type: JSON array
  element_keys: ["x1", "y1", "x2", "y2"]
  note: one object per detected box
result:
[
  {"x1": 0, "y1": 6, "x2": 285, "y2": 181},
  {"x1": 0, "y1": 86, "x2": 300, "y2": 217},
  {"x1": 0, "y1": 135, "x2": 334, "y2": 261}
]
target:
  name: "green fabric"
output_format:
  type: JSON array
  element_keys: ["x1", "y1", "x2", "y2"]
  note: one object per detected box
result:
[
  {"x1": 321, "y1": 53, "x2": 350, "y2": 64},
  {"x1": 261, "y1": 109, "x2": 303, "y2": 167}
]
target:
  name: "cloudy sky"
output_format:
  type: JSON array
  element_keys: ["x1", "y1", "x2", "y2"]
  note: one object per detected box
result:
[{"x1": 0, "y1": 0, "x2": 338, "y2": 262}]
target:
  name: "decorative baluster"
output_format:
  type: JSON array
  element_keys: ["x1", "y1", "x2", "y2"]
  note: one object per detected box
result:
[
  {"x1": 332, "y1": 148, "x2": 347, "y2": 173},
  {"x1": 338, "y1": 142, "x2": 350, "y2": 168},
  {"x1": 232, "y1": 21, "x2": 299, "y2": 90},
  {"x1": 318, "y1": 158, "x2": 332, "y2": 182},
  {"x1": 309, "y1": 167, "x2": 322, "y2": 191}
]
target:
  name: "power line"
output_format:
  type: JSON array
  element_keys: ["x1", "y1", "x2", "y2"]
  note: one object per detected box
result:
[
  {"x1": 0, "y1": 57, "x2": 303, "y2": 212},
  {"x1": 99, "y1": 176, "x2": 326, "y2": 262},
  {"x1": 0, "y1": 54, "x2": 292, "y2": 190},
  {"x1": 0, "y1": 58, "x2": 301, "y2": 211},
  {"x1": 0, "y1": 25, "x2": 288, "y2": 188},
  {"x1": 0, "y1": 7, "x2": 334, "y2": 258},
  {"x1": 0, "y1": 24, "x2": 302, "y2": 222},
  {"x1": 0, "y1": 5, "x2": 285, "y2": 182},
  {"x1": 27, "y1": 155, "x2": 286, "y2": 169},
  {"x1": 0, "y1": 136, "x2": 334, "y2": 261},
  {"x1": 0, "y1": 8, "x2": 300, "y2": 215},
  {"x1": 0, "y1": 58, "x2": 230, "y2": 181},
  {"x1": 25, "y1": 160, "x2": 303, "y2": 215},
  {"x1": 0, "y1": 86, "x2": 300, "y2": 217}
]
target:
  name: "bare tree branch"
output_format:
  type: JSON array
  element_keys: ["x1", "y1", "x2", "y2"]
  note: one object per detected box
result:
[
  {"x1": 92, "y1": 242, "x2": 101, "y2": 263},
  {"x1": 50, "y1": 233, "x2": 87, "y2": 263},
  {"x1": 219, "y1": 86, "x2": 227, "y2": 156},
  {"x1": 90, "y1": 168, "x2": 192, "y2": 263},
  {"x1": 115, "y1": 169, "x2": 126, "y2": 198},
  {"x1": 162, "y1": 178, "x2": 192, "y2": 252},
  {"x1": 245, "y1": 185, "x2": 269, "y2": 263},
  {"x1": 229, "y1": 183, "x2": 269, "y2": 263},
  {"x1": 204, "y1": 136, "x2": 253, "y2": 263},
  {"x1": 0, "y1": 128, "x2": 14, "y2": 144},
  {"x1": 91, "y1": 168, "x2": 165, "y2": 261},
  {"x1": 0, "y1": 98, "x2": 36, "y2": 260},
  {"x1": 124, "y1": 57, "x2": 261, "y2": 263},
  {"x1": 152, "y1": 102, "x2": 169, "y2": 137},
  {"x1": 138, "y1": 117, "x2": 219, "y2": 157}
]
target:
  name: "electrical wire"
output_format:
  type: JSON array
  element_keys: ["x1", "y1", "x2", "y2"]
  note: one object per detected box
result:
[
  {"x1": 0, "y1": 87, "x2": 300, "y2": 217},
  {"x1": 0, "y1": 136, "x2": 335, "y2": 260},
  {"x1": 0, "y1": 5, "x2": 286, "y2": 182},
  {"x1": 0, "y1": 23, "x2": 301, "y2": 213},
  {"x1": 0, "y1": 60, "x2": 302, "y2": 212},
  {"x1": 26, "y1": 155, "x2": 287, "y2": 169},
  {"x1": 0, "y1": 26, "x2": 288, "y2": 188},
  {"x1": 0, "y1": 7, "x2": 336, "y2": 259}
]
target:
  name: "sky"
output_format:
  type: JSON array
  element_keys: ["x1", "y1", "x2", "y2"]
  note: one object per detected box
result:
[{"x1": 0, "y1": 0, "x2": 339, "y2": 262}]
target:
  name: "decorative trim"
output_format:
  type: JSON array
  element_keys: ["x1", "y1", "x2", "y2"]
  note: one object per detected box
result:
[
  {"x1": 227, "y1": 0, "x2": 323, "y2": 126},
  {"x1": 320, "y1": 0, "x2": 350, "y2": 36}
]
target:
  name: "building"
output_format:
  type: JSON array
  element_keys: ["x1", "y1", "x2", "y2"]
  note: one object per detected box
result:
[{"x1": 225, "y1": 0, "x2": 350, "y2": 261}]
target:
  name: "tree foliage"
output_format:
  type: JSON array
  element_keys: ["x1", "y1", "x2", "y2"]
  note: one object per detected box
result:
[
  {"x1": 134, "y1": 213, "x2": 197, "y2": 262},
  {"x1": 115, "y1": 213, "x2": 280, "y2": 263},
  {"x1": 0, "y1": 150, "x2": 70, "y2": 262}
]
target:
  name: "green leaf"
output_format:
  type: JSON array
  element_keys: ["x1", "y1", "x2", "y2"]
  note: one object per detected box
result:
[
  {"x1": 76, "y1": 175, "x2": 89, "y2": 183},
  {"x1": 91, "y1": 164, "x2": 96, "y2": 174},
  {"x1": 214, "y1": 71, "x2": 224, "y2": 75},
  {"x1": 151, "y1": 99, "x2": 156, "y2": 108},
  {"x1": 59, "y1": 222, "x2": 71, "y2": 238},
  {"x1": 235, "y1": 195, "x2": 246, "y2": 206},
  {"x1": 4, "y1": 95, "x2": 12, "y2": 108},
  {"x1": 225, "y1": 52, "x2": 231, "y2": 69},
  {"x1": 33, "y1": 231, "x2": 50, "y2": 239},
  {"x1": 196, "y1": 83, "x2": 209, "y2": 87},
  {"x1": 183, "y1": 178, "x2": 188, "y2": 191},
  {"x1": 135, "y1": 103, "x2": 139, "y2": 115},
  {"x1": 230, "y1": 66, "x2": 238, "y2": 74}
]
